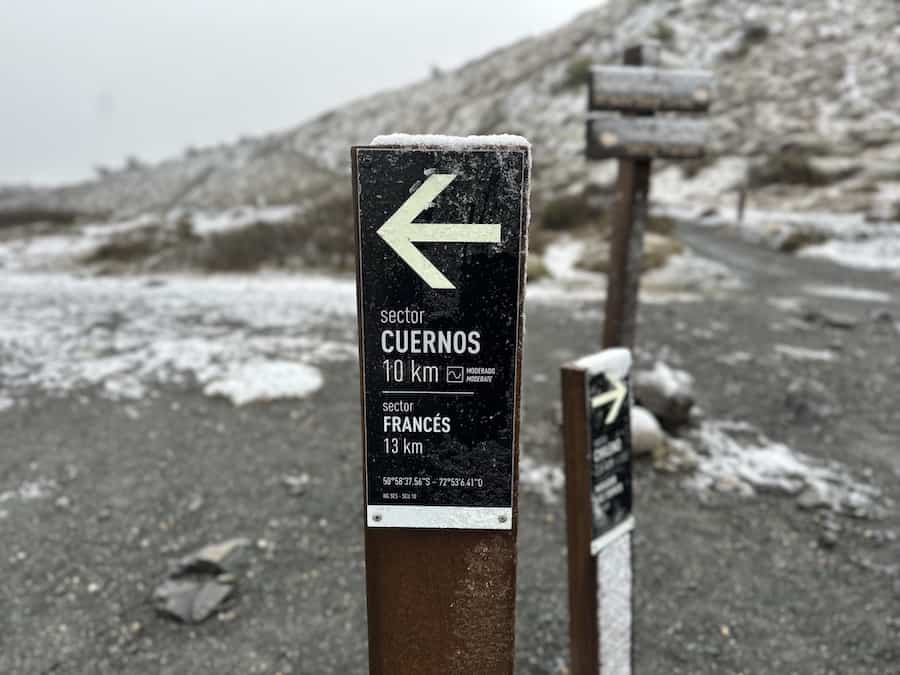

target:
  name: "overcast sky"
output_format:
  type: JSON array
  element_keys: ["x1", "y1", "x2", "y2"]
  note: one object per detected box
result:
[{"x1": 0, "y1": 1, "x2": 602, "y2": 185}]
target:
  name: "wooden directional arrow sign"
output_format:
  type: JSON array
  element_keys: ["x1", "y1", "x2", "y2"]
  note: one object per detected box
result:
[
  {"x1": 587, "y1": 113, "x2": 708, "y2": 160},
  {"x1": 590, "y1": 65, "x2": 714, "y2": 113}
]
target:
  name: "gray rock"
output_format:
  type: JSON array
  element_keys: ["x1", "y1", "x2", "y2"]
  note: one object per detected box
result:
[
  {"x1": 191, "y1": 580, "x2": 235, "y2": 623},
  {"x1": 154, "y1": 579, "x2": 198, "y2": 622},
  {"x1": 818, "y1": 530, "x2": 839, "y2": 550},
  {"x1": 282, "y1": 473, "x2": 311, "y2": 497},
  {"x1": 154, "y1": 577, "x2": 235, "y2": 624},
  {"x1": 806, "y1": 156, "x2": 862, "y2": 183},
  {"x1": 631, "y1": 405, "x2": 663, "y2": 457},
  {"x1": 797, "y1": 483, "x2": 831, "y2": 511},
  {"x1": 865, "y1": 193, "x2": 900, "y2": 223},
  {"x1": 156, "y1": 537, "x2": 249, "y2": 624},
  {"x1": 802, "y1": 308, "x2": 858, "y2": 330},
  {"x1": 171, "y1": 537, "x2": 250, "y2": 576},
  {"x1": 633, "y1": 361, "x2": 695, "y2": 431},
  {"x1": 785, "y1": 377, "x2": 836, "y2": 421}
]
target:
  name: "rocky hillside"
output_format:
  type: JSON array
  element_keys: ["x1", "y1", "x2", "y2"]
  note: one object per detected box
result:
[{"x1": 2, "y1": 0, "x2": 899, "y2": 232}]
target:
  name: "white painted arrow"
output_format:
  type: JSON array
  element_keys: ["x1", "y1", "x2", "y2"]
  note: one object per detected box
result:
[
  {"x1": 591, "y1": 376, "x2": 628, "y2": 425},
  {"x1": 376, "y1": 174, "x2": 501, "y2": 289}
]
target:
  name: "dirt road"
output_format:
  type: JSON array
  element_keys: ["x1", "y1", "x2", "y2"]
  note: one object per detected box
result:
[{"x1": 1, "y1": 224, "x2": 898, "y2": 674}]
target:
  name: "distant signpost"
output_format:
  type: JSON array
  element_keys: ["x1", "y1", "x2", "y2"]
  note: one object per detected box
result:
[
  {"x1": 352, "y1": 135, "x2": 530, "y2": 675},
  {"x1": 587, "y1": 42, "x2": 713, "y2": 348},
  {"x1": 568, "y1": 41, "x2": 713, "y2": 675},
  {"x1": 562, "y1": 348, "x2": 634, "y2": 675}
]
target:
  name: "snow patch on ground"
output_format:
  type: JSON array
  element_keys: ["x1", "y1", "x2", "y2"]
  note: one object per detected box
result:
[
  {"x1": 190, "y1": 205, "x2": 303, "y2": 236},
  {"x1": 685, "y1": 421, "x2": 882, "y2": 517},
  {"x1": 774, "y1": 345, "x2": 837, "y2": 363},
  {"x1": 519, "y1": 455, "x2": 565, "y2": 505},
  {"x1": 527, "y1": 238, "x2": 607, "y2": 303},
  {"x1": 204, "y1": 361, "x2": 323, "y2": 406},
  {"x1": 0, "y1": 207, "x2": 308, "y2": 272},
  {"x1": 643, "y1": 251, "x2": 743, "y2": 298},
  {"x1": 768, "y1": 297, "x2": 805, "y2": 313},
  {"x1": 0, "y1": 477, "x2": 57, "y2": 505},
  {"x1": 800, "y1": 237, "x2": 900, "y2": 271},
  {"x1": 542, "y1": 237, "x2": 587, "y2": 282},
  {"x1": 802, "y1": 284, "x2": 893, "y2": 303},
  {"x1": 0, "y1": 273, "x2": 356, "y2": 406},
  {"x1": 0, "y1": 214, "x2": 166, "y2": 271},
  {"x1": 531, "y1": 237, "x2": 741, "y2": 304},
  {"x1": 677, "y1": 206, "x2": 900, "y2": 272},
  {"x1": 716, "y1": 351, "x2": 753, "y2": 366},
  {"x1": 0, "y1": 234, "x2": 100, "y2": 271},
  {"x1": 653, "y1": 157, "x2": 748, "y2": 205}
]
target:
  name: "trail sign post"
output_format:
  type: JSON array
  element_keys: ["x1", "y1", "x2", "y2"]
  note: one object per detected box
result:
[
  {"x1": 587, "y1": 43, "x2": 713, "y2": 348},
  {"x1": 562, "y1": 348, "x2": 634, "y2": 675},
  {"x1": 352, "y1": 135, "x2": 530, "y2": 675}
]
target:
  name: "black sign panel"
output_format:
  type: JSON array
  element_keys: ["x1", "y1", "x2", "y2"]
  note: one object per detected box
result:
[
  {"x1": 588, "y1": 368, "x2": 633, "y2": 550},
  {"x1": 352, "y1": 141, "x2": 529, "y2": 530}
]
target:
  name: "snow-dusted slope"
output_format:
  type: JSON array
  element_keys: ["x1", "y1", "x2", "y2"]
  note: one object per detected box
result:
[{"x1": 2, "y1": 0, "x2": 899, "y2": 221}]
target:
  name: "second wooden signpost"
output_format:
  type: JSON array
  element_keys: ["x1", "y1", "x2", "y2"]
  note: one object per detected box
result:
[{"x1": 587, "y1": 42, "x2": 713, "y2": 349}]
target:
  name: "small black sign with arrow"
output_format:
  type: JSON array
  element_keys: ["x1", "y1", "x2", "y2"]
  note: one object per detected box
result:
[
  {"x1": 352, "y1": 137, "x2": 530, "y2": 530},
  {"x1": 585, "y1": 349, "x2": 634, "y2": 553}
]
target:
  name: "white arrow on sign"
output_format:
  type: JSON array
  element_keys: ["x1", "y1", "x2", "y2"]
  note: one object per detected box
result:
[
  {"x1": 376, "y1": 174, "x2": 501, "y2": 289},
  {"x1": 591, "y1": 376, "x2": 627, "y2": 425}
]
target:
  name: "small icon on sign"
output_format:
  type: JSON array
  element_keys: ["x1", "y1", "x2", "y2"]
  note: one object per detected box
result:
[{"x1": 446, "y1": 366, "x2": 465, "y2": 384}]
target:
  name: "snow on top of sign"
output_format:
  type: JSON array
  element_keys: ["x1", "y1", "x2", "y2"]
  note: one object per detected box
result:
[
  {"x1": 572, "y1": 348, "x2": 632, "y2": 379},
  {"x1": 370, "y1": 133, "x2": 530, "y2": 148}
]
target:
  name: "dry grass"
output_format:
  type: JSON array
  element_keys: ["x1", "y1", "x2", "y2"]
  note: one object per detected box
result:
[
  {"x1": 196, "y1": 193, "x2": 355, "y2": 272},
  {"x1": 0, "y1": 207, "x2": 83, "y2": 229}
]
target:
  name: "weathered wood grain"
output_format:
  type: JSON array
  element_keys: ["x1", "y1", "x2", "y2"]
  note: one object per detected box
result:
[
  {"x1": 586, "y1": 114, "x2": 708, "y2": 160},
  {"x1": 589, "y1": 66, "x2": 713, "y2": 113}
]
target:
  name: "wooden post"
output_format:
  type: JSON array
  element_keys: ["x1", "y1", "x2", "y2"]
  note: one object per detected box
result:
[
  {"x1": 603, "y1": 44, "x2": 658, "y2": 349},
  {"x1": 562, "y1": 365, "x2": 599, "y2": 674},
  {"x1": 352, "y1": 136, "x2": 530, "y2": 674},
  {"x1": 586, "y1": 44, "x2": 713, "y2": 349},
  {"x1": 576, "y1": 42, "x2": 713, "y2": 675},
  {"x1": 562, "y1": 349, "x2": 634, "y2": 675}
]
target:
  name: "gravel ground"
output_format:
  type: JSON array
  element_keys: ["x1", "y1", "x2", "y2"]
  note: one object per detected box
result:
[{"x1": 2, "y1": 224, "x2": 899, "y2": 674}]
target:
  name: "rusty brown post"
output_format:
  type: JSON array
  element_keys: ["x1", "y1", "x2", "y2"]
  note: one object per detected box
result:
[
  {"x1": 562, "y1": 349, "x2": 634, "y2": 675},
  {"x1": 352, "y1": 137, "x2": 530, "y2": 674},
  {"x1": 562, "y1": 365, "x2": 599, "y2": 674},
  {"x1": 602, "y1": 43, "x2": 659, "y2": 349}
]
